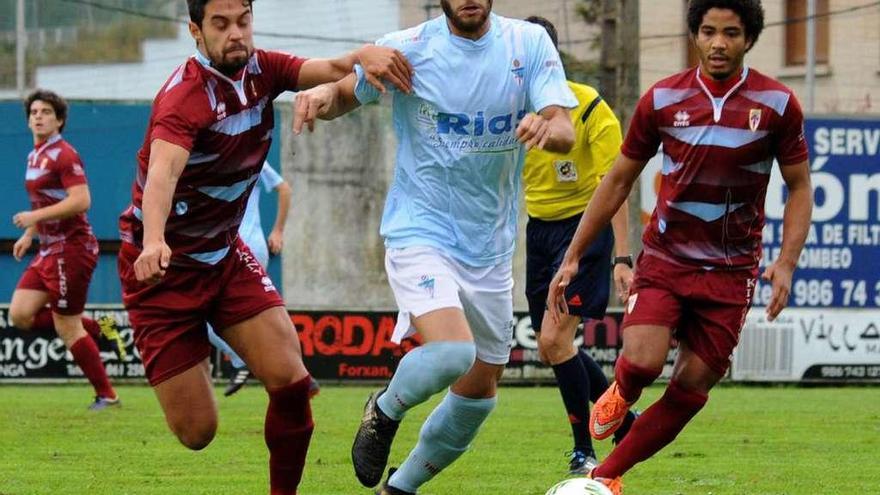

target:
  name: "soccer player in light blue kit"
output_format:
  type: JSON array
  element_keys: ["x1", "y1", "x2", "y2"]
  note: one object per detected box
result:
[
  {"x1": 294, "y1": 1, "x2": 577, "y2": 493},
  {"x1": 206, "y1": 161, "x2": 290, "y2": 396}
]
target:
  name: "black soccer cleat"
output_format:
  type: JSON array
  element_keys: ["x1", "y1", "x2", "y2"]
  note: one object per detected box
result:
[
  {"x1": 224, "y1": 369, "x2": 251, "y2": 397},
  {"x1": 352, "y1": 389, "x2": 401, "y2": 487},
  {"x1": 612, "y1": 409, "x2": 640, "y2": 446},
  {"x1": 375, "y1": 468, "x2": 414, "y2": 495}
]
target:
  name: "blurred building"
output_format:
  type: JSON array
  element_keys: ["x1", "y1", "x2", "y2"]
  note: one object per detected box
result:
[
  {"x1": 640, "y1": 0, "x2": 880, "y2": 114},
  {"x1": 399, "y1": 0, "x2": 599, "y2": 62},
  {"x1": 20, "y1": 0, "x2": 596, "y2": 100},
  {"x1": 31, "y1": 0, "x2": 400, "y2": 100}
]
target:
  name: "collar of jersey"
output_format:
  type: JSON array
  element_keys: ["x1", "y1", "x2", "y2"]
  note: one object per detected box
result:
[
  {"x1": 194, "y1": 50, "x2": 250, "y2": 105},
  {"x1": 442, "y1": 12, "x2": 498, "y2": 51},
  {"x1": 695, "y1": 65, "x2": 749, "y2": 122},
  {"x1": 33, "y1": 133, "x2": 62, "y2": 153}
]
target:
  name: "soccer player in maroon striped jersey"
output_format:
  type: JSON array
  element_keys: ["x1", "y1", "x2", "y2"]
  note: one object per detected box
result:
[
  {"x1": 10, "y1": 90, "x2": 122, "y2": 411},
  {"x1": 116, "y1": 1, "x2": 412, "y2": 493},
  {"x1": 547, "y1": 1, "x2": 814, "y2": 492}
]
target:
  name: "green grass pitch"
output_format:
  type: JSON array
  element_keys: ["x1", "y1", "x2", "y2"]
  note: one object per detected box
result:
[{"x1": 0, "y1": 385, "x2": 878, "y2": 494}]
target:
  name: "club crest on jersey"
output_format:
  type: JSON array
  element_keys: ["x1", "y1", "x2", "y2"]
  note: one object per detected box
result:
[
  {"x1": 749, "y1": 109, "x2": 762, "y2": 132},
  {"x1": 555, "y1": 160, "x2": 578, "y2": 182},
  {"x1": 673, "y1": 110, "x2": 690, "y2": 128},
  {"x1": 510, "y1": 59, "x2": 525, "y2": 85}
]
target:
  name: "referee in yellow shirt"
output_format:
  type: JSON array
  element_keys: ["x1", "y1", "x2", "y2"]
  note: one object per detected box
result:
[{"x1": 525, "y1": 16, "x2": 639, "y2": 475}]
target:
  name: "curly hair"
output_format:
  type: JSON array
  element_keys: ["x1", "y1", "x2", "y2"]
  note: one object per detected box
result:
[
  {"x1": 24, "y1": 89, "x2": 68, "y2": 132},
  {"x1": 188, "y1": 0, "x2": 254, "y2": 27},
  {"x1": 687, "y1": 0, "x2": 765, "y2": 47}
]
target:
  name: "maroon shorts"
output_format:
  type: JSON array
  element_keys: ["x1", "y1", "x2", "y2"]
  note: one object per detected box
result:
[
  {"x1": 17, "y1": 246, "x2": 98, "y2": 315},
  {"x1": 622, "y1": 253, "x2": 757, "y2": 376},
  {"x1": 118, "y1": 238, "x2": 284, "y2": 386}
]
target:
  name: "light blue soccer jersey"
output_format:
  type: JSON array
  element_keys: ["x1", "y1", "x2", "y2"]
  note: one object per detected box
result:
[{"x1": 355, "y1": 14, "x2": 577, "y2": 267}]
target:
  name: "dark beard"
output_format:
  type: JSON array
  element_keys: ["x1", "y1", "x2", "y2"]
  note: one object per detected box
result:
[
  {"x1": 440, "y1": 1, "x2": 492, "y2": 34},
  {"x1": 213, "y1": 58, "x2": 248, "y2": 76},
  {"x1": 208, "y1": 45, "x2": 251, "y2": 76}
]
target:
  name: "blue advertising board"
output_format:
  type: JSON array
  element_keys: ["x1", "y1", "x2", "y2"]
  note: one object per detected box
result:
[
  {"x1": 755, "y1": 117, "x2": 880, "y2": 308},
  {"x1": 0, "y1": 100, "x2": 284, "y2": 301}
]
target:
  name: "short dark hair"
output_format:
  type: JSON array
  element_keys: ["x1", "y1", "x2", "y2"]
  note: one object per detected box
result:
[
  {"x1": 687, "y1": 0, "x2": 765, "y2": 47},
  {"x1": 188, "y1": 0, "x2": 254, "y2": 27},
  {"x1": 24, "y1": 89, "x2": 68, "y2": 132},
  {"x1": 525, "y1": 15, "x2": 559, "y2": 50}
]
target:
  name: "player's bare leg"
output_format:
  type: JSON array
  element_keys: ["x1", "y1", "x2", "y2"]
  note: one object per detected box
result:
[
  {"x1": 10, "y1": 288, "x2": 125, "y2": 358},
  {"x1": 221, "y1": 306, "x2": 313, "y2": 495},
  {"x1": 8, "y1": 289, "x2": 50, "y2": 330},
  {"x1": 539, "y1": 312, "x2": 600, "y2": 472},
  {"x1": 594, "y1": 340, "x2": 717, "y2": 482},
  {"x1": 154, "y1": 359, "x2": 217, "y2": 449},
  {"x1": 358, "y1": 307, "x2": 476, "y2": 489},
  {"x1": 54, "y1": 312, "x2": 119, "y2": 409},
  {"x1": 590, "y1": 324, "x2": 671, "y2": 438}
]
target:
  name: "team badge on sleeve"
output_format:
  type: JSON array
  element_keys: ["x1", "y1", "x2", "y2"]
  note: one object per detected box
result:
[{"x1": 749, "y1": 109, "x2": 762, "y2": 132}]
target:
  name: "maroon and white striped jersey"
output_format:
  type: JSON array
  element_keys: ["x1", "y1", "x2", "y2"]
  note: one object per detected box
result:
[
  {"x1": 119, "y1": 49, "x2": 305, "y2": 267},
  {"x1": 25, "y1": 134, "x2": 97, "y2": 256},
  {"x1": 622, "y1": 67, "x2": 809, "y2": 270}
]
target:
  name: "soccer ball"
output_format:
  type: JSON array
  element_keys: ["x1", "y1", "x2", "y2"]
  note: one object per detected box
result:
[{"x1": 545, "y1": 478, "x2": 614, "y2": 495}]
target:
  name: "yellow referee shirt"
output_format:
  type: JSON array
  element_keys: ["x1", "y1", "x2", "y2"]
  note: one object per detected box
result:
[{"x1": 523, "y1": 81, "x2": 622, "y2": 221}]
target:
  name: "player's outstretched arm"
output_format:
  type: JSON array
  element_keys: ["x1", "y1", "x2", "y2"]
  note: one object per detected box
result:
[
  {"x1": 297, "y1": 44, "x2": 413, "y2": 94},
  {"x1": 135, "y1": 139, "x2": 188, "y2": 284},
  {"x1": 13, "y1": 184, "x2": 91, "y2": 229},
  {"x1": 547, "y1": 153, "x2": 646, "y2": 321},
  {"x1": 516, "y1": 105, "x2": 574, "y2": 153},
  {"x1": 293, "y1": 74, "x2": 361, "y2": 134},
  {"x1": 762, "y1": 159, "x2": 813, "y2": 321}
]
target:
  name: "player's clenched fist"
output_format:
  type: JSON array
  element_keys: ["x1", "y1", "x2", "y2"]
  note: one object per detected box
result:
[
  {"x1": 134, "y1": 240, "x2": 172, "y2": 284},
  {"x1": 516, "y1": 112, "x2": 553, "y2": 150}
]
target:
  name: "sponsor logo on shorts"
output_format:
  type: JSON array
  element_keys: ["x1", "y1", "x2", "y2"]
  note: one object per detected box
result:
[
  {"x1": 626, "y1": 293, "x2": 638, "y2": 314},
  {"x1": 418, "y1": 275, "x2": 435, "y2": 298},
  {"x1": 261, "y1": 276, "x2": 277, "y2": 293},
  {"x1": 56, "y1": 258, "x2": 68, "y2": 299},
  {"x1": 567, "y1": 294, "x2": 583, "y2": 307}
]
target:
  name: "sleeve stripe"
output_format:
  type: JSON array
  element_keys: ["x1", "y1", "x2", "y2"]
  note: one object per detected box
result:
[{"x1": 580, "y1": 96, "x2": 604, "y2": 124}]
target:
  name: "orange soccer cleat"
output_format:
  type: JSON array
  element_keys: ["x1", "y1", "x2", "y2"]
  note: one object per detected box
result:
[
  {"x1": 589, "y1": 469, "x2": 623, "y2": 495},
  {"x1": 590, "y1": 381, "x2": 634, "y2": 440}
]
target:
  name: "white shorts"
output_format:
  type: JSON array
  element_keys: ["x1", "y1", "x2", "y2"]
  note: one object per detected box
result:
[{"x1": 385, "y1": 246, "x2": 515, "y2": 365}]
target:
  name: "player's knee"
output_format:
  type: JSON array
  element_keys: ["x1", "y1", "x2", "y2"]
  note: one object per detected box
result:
[
  {"x1": 8, "y1": 308, "x2": 34, "y2": 330},
  {"x1": 537, "y1": 331, "x2": 571, "y2": 365},
  {"x1": 670, "y1": 369, "x2": 718, "y2": 395},
  {"x1": 429, "y1": 341, "x2": 477, "y2": 381},
  {"x1": 173, "y1": 421, "x2": 217, "y2": 451}
]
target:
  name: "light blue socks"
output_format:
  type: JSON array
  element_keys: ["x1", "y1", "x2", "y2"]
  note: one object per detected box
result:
[
  {"x1": 377, "y1": 341, "x2": 476, "y2": 421},
  {"x1": 207, "y1": 325, "x2": 246, "y2": 369},
  {"x1": 389, "y1": 391, "x2": 497, "y2": 492}
]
